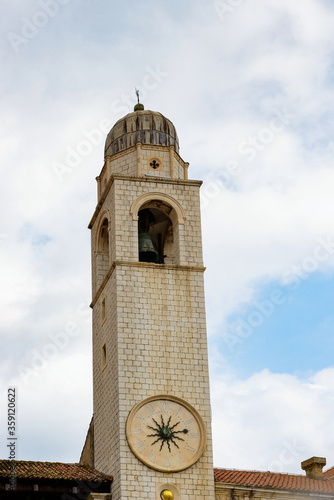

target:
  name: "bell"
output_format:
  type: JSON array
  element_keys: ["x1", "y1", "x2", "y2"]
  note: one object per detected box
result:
[{"x1": 138, "y1": 233, "x2": 159, "y2": 263}]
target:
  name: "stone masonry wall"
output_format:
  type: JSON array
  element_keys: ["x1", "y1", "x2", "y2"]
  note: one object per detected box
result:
[
  {"x1": 93, "y1": 265, "x2": 214, "y2": 500},
  {"x1": 91, "y1": 147, "x2": 214, "y2": 500},
  {"x1": 99, "y1": 145, "x2": 187, "y2": 196}
]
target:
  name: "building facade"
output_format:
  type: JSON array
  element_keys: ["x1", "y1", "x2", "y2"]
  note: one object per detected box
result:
[
  {"x1": 83, "y1": 103, "x2": 215, "y2": 500},
  {"x1": 215, "y1": 458, "x2": 334, "y2": 500}
]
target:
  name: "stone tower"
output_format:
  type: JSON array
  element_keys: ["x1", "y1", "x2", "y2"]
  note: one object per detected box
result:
[{"x1": 84, "y1": 101, "x2": 215, "y2": 500}]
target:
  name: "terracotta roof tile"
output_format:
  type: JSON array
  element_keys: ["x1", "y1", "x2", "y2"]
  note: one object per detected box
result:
[
  {"x1": 0, "y1": 460, "x2": 112, "y2": 483},
  {"x1": 324, "y1": 467, "x2": 334, "y2": 479},
  {"x1": 214, "y1": 468, "x2": 334, "y2": 493}
]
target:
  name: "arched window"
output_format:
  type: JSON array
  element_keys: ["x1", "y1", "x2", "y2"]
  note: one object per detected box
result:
[
  {"x1": 96, "y1": 218, "x2": 110, "y2": 288},
  {"x1": 138, "y1": 201, "x2": 174, "y2": 264}
]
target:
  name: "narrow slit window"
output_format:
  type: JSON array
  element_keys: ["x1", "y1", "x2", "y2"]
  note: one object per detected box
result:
[
  {"x1": 101, "y1": 298, "x2": 106, "y2": 322},
  {"x1": 102, "y1": 343, "x2": 107, "y2": 369}
]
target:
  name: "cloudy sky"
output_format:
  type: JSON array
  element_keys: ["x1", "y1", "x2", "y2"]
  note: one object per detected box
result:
[{"x1": 1, "y1": 0, "x2": 334, "y2": 475}]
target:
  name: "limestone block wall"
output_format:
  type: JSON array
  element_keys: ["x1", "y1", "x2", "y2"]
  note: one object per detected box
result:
[
  {"x1": 110, "y1": 177, "x2": 204, "y2": 266},
  {"x1": 92, "y1": 270, "x2": 120, "y2": 496},
  {"x1": 110, "y1": 150, "x2": 138, "y2": 177},
  {"x1": 92, "y1": 264, "x2": 214, "y2": 500},
  {"x1": 90, "y1": 183, "x2": 115, "y2": 297},
  {"x1": 96, "y1": 253, "x2": 109, "y2": 289},
  {"x1": 90, "y1": 176, "x2": 204, "y2": 297},
  {"x1": 98, "y1": 145, "x2": 188, "y2": 201},
  {"x1": 90, "y1": 147, "x2": 214, "y2": 500}
]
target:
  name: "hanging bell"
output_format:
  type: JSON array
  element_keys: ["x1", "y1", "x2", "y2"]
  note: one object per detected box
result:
[{"x1": 139, "y1": 233, "x2": 159, "y2": 263}]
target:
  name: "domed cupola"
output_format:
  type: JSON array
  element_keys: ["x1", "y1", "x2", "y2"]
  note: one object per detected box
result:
[{"x1": 104, "y1": 104, "x2": 179, "y2": 157}]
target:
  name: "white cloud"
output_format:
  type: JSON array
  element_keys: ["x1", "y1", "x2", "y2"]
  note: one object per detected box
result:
[
  {"x1": 0, "y1": 352, "x2": 92, "y2": 462},
  {"x1": 203, "y1": 163, "x2": 334, "y2": 332},
  {"x1": 211, "y1": 367, "x2": 334, "y2": 472}
]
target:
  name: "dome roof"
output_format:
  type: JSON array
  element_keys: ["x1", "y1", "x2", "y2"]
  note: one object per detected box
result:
[{"x1": 104, "y1": 109, "x2": 179, "y2": 157}]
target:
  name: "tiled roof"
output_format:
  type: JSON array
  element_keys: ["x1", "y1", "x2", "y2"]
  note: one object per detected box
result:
[
  {"x1": 324, "y1": 467, "x2": 334, "y2": 479},
  {"x1": 0, "y1": 460, "x2": 112, "y2": 483},
  {"x1": 214, "y1": 468, "x2": 334, "y2": 493}
]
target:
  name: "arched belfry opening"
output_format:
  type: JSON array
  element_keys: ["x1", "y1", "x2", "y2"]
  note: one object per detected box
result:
[
  {"x1": 138, "y1": 201, "x2": 174, "y2": 265},
  {"x1": 96, "y1": 217, "x2": 110, "y2": 288}
]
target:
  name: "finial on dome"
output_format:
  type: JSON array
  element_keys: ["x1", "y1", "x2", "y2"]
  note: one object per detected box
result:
[{"x1": 134, "y1": 88, "x2": 144, "y2": 111}]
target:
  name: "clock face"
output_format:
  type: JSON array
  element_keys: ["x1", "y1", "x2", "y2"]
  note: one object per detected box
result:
[{"x1": 126, "y1": 395, "x2": 206, "y2": 472}]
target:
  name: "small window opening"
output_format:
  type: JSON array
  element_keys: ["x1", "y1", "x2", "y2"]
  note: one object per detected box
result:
[
  {"x1": 99, "y1": 219, "x2": 109, "y2": 252},
  {"x1": 101, "y1": 298, "x2": 106, "y2": 322},
  {"x1": 102, "y1": 343, "x2": 107, "y2": 369}
]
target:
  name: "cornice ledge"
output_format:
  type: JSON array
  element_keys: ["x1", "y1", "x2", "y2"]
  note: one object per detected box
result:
[
  {"x1": 114, "y1": 260, "x2": 206, "y2": 272},
  {"x1": 90, "y1": 262, "x2": 116, "y2": 307},
  {"x1": 90, "y1": 260, "x2": 206, "y2": 307},
  {"x1": 112, "y1": 174, "x2": 202, "y2": 186}
]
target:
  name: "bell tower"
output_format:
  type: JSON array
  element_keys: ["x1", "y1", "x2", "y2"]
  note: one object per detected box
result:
[{"x1": 85, "y1": 99, "x2": 215, "y2": 500}]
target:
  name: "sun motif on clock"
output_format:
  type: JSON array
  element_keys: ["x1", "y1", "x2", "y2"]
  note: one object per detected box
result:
[
  {"x1": 147, "y1": 414, "x2": 189, "y2": 452},
  {"x1": 126, "y1": 395, "x2": 207, "y2": 472}
]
